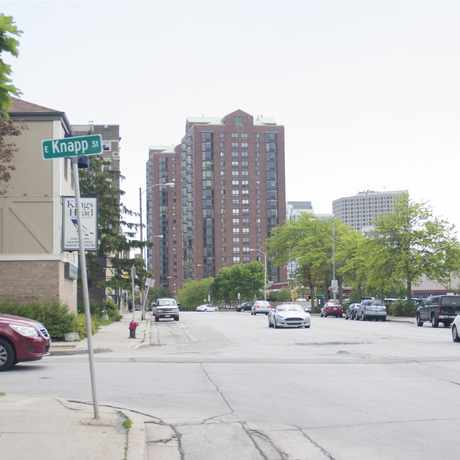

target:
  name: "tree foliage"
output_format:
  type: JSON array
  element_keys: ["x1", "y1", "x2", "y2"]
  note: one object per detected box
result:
[
  {"x1": 177, "y1": 277, "x2": 214, "y2": 309},
  {"x1": 0, "y1": 14, "x2": 21, "y2": 117},
  {"x1": 212, "y1": 261, "x2": 264, "y2": 303},
  {"x1": 371, "y1": 197, "x2": 460, "y2": 298},
  {"x1": 79, "y1": 157, "x2": 150, "y2": 305},
  {"x1": 0, "y1": 118, "x2": 20, "y2": 194},
  {"x1": 268, "y1": 199, "x2": 460, "y2": 301}
]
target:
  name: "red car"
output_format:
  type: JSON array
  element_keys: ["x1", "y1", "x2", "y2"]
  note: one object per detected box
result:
[
  {"x1": 320, "y1": 301, "x2": 343, "y2": 318},
  {"x1": 0, "y1": 314, "x2": 51, "y2": 371}
]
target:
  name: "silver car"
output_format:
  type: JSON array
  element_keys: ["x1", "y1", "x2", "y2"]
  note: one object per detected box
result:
[
  {"x1": 452, "y1": 315, "x2": 460, "y2": 343},
  {"x1": 357, "y1": 299, "x2": 387, "y2": 321},
  {"x1": 152, "y1": 298, "x2": 180, "y2": 322},
  {"x1": 268, "y1": 303, "x2": 311, "y2": 329}
]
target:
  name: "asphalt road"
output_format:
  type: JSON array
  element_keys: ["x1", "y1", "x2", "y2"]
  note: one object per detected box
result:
[{"x1": 2, "y1": 312, "x2": 460, "y2": 459}]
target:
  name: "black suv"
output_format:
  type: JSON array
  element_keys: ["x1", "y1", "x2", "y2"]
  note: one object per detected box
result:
[
  {"x1": 416, "y1": 295, "x2": 460, "y2": 328},
  {"x1": 236, "y1": 301, "x2": 253, "y2": 312}
]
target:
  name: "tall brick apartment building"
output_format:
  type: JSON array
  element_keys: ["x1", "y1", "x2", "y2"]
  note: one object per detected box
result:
[{"x1": 146, "y1": 110, "x2": 286, "y2": 292}]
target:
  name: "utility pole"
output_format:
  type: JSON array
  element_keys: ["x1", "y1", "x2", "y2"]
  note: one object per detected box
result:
[
  {"x1": 131, "y1": 265, "x2": 136, "y2": 321},
  {"x1": 332, "y1": 218, "x2": 337, "y2": 300},
  {"x1": 72, "y1": 158, "x2": 99, "y2": 420},
  {"x1": 139, "y1": 187, "x2": 145, "y2": 320}
]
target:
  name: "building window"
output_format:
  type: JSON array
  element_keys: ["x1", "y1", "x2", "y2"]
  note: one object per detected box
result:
[{"x1": 233, "y1": 256, "x2": 241, "y2": 262}]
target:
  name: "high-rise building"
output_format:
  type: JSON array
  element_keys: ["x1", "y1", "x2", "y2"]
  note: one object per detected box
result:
[
  {"x1": 333, "y1": 190, "x2": 408, "y2": 232},
  {"x1": 146, "y1": 146, "x2": 182, "y2": 292},
  {"x1": 287, "y1": 201, "x2": 313, "y2": 221},
  {"x1": 146, "y1": 109, "x2": 286, "y2": 290}
]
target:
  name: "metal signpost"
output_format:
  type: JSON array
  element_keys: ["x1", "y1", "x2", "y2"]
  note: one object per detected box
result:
[
  {"x1": 131, "y1": 265, "x2": 136, "y2": 321},
  {"x1": 42, "y1": 134, "x2": 102, "y2": 420}
]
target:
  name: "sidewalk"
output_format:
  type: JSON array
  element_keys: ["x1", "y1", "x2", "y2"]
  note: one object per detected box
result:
[
  {"x1": 0, "y1": 394, "x2": 149, "y2": 460},
  {"x1": 51, "y1": 313, "x2": 150, "y2": 355},
  {"x1": 388, "y1": 316, "x2": 414, "y2": 324}
]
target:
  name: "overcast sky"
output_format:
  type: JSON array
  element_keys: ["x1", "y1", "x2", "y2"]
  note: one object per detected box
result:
[{"x1": 5, "y1": 0, "x2": 460, "y2": 231}]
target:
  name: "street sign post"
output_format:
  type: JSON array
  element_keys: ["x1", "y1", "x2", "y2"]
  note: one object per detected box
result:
[
  {"x1": 42, "y1": 136, "x2": 102, "y2": 420},
  {"x1": 42, "y1": 134, "x2": 103, "y2": 160}
]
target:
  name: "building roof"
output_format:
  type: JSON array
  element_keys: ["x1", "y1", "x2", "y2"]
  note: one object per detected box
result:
[
  {"x1": 9, "y1": 97, "x2": 62, "y2": 114},
  {"x1": 148, "y1": 145, "x2": 176, "y2": 154},
  {"x1": 186, "y1": 110, "x2": 278, "y2": 127},
  {"x1": 288, "y1": 201, "x2": 313, "y2": 209},
  {"x1": 9, "y1": 97, "x2": 71, "y2": 134}
]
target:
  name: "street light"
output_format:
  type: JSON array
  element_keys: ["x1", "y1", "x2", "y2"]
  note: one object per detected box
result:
[{"x1": 250, "y1": 248, "x2": 268, "y2": 301}]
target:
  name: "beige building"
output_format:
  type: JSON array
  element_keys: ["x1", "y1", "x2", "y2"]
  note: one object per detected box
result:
[{"x1": 0, "y1": 98, "x2": 78, "y2": 311}]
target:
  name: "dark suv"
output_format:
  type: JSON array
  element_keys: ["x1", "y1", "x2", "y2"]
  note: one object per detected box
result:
[
  {"x1": 236, "y1": 302, "x2": 253, "y2": 312},
  {"x1": 0, "y1": 314, "x2": 51, "y2": 371},
  {"x1": 416, "y1": 295, "x2": 460, "y2": 328}
]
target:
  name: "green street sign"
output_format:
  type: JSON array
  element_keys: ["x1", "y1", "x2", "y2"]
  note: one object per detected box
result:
[{"x1": 42, "y1": 134, "x2": 103, "y2": 160}]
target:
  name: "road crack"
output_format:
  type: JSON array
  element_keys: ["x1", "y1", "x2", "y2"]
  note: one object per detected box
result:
[
  {"x1": 244, "y1": 424, "x2": 289, "y2": 460},
  {"x1": 295, "y1": 426, "x2": 337, "y2": 460},
  {"x1": 200, "y1": 363, "x2": 235, "y2": 423}
]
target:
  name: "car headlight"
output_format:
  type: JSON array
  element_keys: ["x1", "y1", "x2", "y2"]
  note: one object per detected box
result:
[{"x1": 10, "y1": 324, "x2": 39, "y2": 337}]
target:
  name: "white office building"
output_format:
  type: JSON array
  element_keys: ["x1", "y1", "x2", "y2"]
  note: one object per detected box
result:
[{"x1": 333, "y1": 190, "x2": 408, "y2": 232}]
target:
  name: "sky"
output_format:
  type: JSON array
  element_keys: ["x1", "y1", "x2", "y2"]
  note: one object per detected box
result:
[{"x1": 4, "y1": 0, "x2": 460, "y2": 231}]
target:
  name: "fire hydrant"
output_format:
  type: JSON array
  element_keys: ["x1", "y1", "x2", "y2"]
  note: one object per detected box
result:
[{"x1": 129, "y1": 320, "x2": 138, "y2": 339}]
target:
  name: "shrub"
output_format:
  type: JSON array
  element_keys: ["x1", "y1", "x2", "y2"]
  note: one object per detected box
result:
[
  {"x1": 71, "y1": 313, "x2": 99, "y2": 339},
  {"x1": 389, "y1": 300, "x2": 416, "y2": 317},
  {"x1": 0, "y1": 301, "x2": 75, "y2": 340}
]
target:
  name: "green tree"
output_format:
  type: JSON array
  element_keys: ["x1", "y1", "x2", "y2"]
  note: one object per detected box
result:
[
  {"x1": 79, "y1": 157, "x2": 150, "y2": 307},
  {"x1": 372, "y1": 197, "x2": 460, "y2": 299},
  {"x1": 212, "y1": 261, "x2": 264, "y2": 304},
  {"x1": 177, "y1": 278, "x2": 214, "y2": 309},
  {"x1": 268, "y1": 214, "x2": 355, "y2": 303},
  {"x1": 0, "y1": 118, "x2": 20, "y2": 194},
  {"x1": 0, "y1": 14, "x2": 21, "y2": 117}
]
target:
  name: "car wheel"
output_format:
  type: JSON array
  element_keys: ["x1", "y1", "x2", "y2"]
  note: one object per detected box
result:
[
  {"x1": 174, "y1": 316, "x2": 179, "y2": 321},
  {"x1": 0, "y1": 338, "x2": 15, "y2": 372},
  {"x1": 155, "y1": 316, "x2": 159, "y2": 322},
  {"x1": 443, "y1": 322, "x2": 450, "y2": 328},
  {"x1": 416, "y1": 314, "x2": 423, "y2": 327},
  {"x1": 452, "y1": 325, "x2": 460, "y2": 343},
  {"x1": 382, "y1": 316, "x2": 387, "y2": 322},
  {"x1": 431, "y1": 314, "x2": 439, "y2": 328},
  {"x1": 320, "y1": 313, "x2": 323, "y2": 317}
]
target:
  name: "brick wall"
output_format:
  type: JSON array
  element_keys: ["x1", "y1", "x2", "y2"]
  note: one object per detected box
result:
[{"x1": 0, "y1": 260, "x2": 76, "y2": 312}]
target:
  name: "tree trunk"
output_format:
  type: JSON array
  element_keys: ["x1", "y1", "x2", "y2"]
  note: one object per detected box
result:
[{"x1": 406, "y1": 278, "x2": 412, "y2": 300}]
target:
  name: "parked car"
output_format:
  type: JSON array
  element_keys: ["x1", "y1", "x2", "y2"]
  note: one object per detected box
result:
[
  {"x1": 452, "y1": 315, "x2": 460, "y2": 343},
  {"x1": 196, "y1": 304, "x2": 218, "y2": 312},
  {"x1": 345, "y1": 303, "x2": 361, "y2": 320},
  {"x1": 236, "y1": 301, "x2": 253, "y2": 312},
  {"x1": 268, "y1": 303, "x2": 311, "y2": 329},
  {"x1": 416, "y1": 295, "x2": 460, "y2": 328},
  {"x1": 320, "y1": 300, "x2": 343, "y2": 318},
  {"x1": 0, "y1": 314, "x2": 51, "y2": 371},
  {"x1": 357, "y1": 299, "x2": 387, "y2": 321},
  {"x1": 295, "y1": 298, "x2": 312, "y2": 313},
  {"x1": 152, "y1": 298, "x2": 180, "y2": 322},
  {"x1": 251, "y1": 300, "x2": 272, "y2": 315}
]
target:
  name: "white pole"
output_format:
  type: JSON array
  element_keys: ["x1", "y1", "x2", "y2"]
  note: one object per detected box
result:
[
  {"x1": 264, "y1": 251, "x2": 268, "y2": 301},
  {"x1": 71, "y1": 159, "x2": 99, "y2": 420},
  {"x1": 332, "y1": 219, "x2": 337, "y2": 300},
  {"x1": 131, "y1": 265, "x2": 136, "y2": 321}
]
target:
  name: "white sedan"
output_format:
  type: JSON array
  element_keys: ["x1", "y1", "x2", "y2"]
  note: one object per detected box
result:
[
  {"x1": 268, "y1": 303, "x2": 311, "y2": 329},
  {"x1": 196, "y1": 304, "x2": 219, "y2": 312},
  {"x1": 452, "y1": 315, "x2": 460, "y2": 343}
]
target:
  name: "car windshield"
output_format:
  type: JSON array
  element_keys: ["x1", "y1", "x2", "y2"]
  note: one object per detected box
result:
[
  {"x1": 158, "y1": 299, "x2": 177, "y2": 306},
  {"x1": 277, "y1": 305, "x2": 303, "y2": 312},
  {"x1": 371, "y1": 300, "x2": 385, "y2": 306}
]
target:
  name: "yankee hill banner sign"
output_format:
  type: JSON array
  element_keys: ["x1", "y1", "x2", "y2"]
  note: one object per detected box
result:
[{"x1": 42, "y1": 134, "x2": 103, "y2": 159}]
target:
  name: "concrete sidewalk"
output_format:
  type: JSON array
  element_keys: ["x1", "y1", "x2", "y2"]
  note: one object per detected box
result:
[
  {"x1": 51, "y1": 314, "x2": 150, "y2": 355},
  {"x1": 0, "y1": 394, "x2": 149, "y2": 460}
]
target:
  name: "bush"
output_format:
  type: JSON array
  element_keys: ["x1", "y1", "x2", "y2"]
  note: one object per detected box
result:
[
  {"x1": 389, "y1": 300, "x2": 416, "y2": 317},
  {"x1": 0, "y1": 301, "x2": 75, "y2": 340},
  {"x1": 72, "y1": 313, "x2": 99, "y2": 339},
  {"x1": 78, "y1": 299, "x2": 122, "y2": 322}
]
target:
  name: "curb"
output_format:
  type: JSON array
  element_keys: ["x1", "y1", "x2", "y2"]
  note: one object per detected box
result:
[{"x1": 50, "y1": 347, "x2": 112, "y2": 356}]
